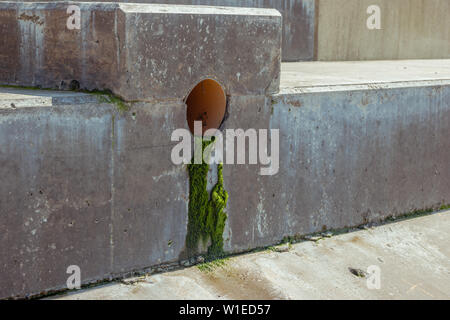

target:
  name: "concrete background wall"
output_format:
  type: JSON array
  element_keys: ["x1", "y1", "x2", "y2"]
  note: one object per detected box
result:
[
  {"x1": 316, "y1": 0, "x2": 450, "y2": 60},
  {"x1": 0, "y1": 0, "x2": 316, "y2": 62},
  {"x1": 127, "y1": 0, "x2": 316, "y2": 62}
]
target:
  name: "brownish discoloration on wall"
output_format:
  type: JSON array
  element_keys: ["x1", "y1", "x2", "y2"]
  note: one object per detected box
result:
[
  {"x1": 6, "y1": 3, "x2": 125, "y2": 93},
  {"x1": 18, "y1": 12, "x2": 43, "y2": 24},
  {"x1": 0, "y1": 8, "x2": 20, "y2": 82}
]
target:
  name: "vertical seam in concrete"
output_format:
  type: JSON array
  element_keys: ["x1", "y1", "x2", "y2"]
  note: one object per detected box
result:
[
  {"x1": 110, "y1": 113, "x2": 115, "y2": 274},
  {"x1": 313, "y1": 0, "x2": 320, "y2": 61},
  {"x1": 114, "y1": 9, "x2": 120, "y2": 73}
]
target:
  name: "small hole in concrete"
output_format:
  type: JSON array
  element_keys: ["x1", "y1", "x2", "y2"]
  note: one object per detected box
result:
[
  {"x1": 69, "y1": 80, "x2": 80, "y2": 90},
  {"x1": 186, "y1": 79, "x2": 226, "y2": 136}
]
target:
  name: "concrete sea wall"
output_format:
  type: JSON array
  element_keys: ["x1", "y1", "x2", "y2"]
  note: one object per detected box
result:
[{"x1": 1, "y1": 80, "x2": 449, "y2": 298}]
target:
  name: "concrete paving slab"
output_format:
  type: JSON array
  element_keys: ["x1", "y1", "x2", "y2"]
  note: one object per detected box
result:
[
  {"x1": 280, "y1": 60, "x2": 450, "y2": 90},
  {"x1": 52, "y1": 211, "x2": 450, "y2": 300}
]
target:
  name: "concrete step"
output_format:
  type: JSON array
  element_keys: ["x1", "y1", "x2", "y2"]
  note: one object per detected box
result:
[{"x1": 1, "y1": 59, "x2": 449, "y2": 299}]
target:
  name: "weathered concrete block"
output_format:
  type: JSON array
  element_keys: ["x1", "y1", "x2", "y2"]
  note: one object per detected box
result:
[
  {"x1": 135, "y1": 0, "x2": 315, "y2": 62},
  {"x1": 0, "y1": 2, "x2": 282, "y2": 100},
  {"x1": 2, "y1": 0, "x2": 314, "y2": 62},
  {"x1": 0, "y1": 99, "x2": 115, "y2": 298},
  {"x1": 0, "y1": 89, "x2": 192, "y2": 298},
  {"x1": 222, "y1": 83, "x2": 450, "y2": 251},
  {"x1": 111, "y1": 101, "x2": 189, "y2": 274}
]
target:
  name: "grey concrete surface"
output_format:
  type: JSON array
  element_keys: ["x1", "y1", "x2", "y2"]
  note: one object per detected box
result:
[
  {"x1": 222, "y1": 60, "x2": 450, "y2": 252},
  {"x1": 1, "y1": 60, "x2": 450, "y2": 299},
  {"x1": 0, "y1": 0, "x2": 315, "y2": 62},
  {"x1": 280, "y1": 60, "x2": 450, "y2": 90},
  {"x1": 52, "y1": 211, "x2": 450, "y2": 300},
  {"x1": 316, "y1": 0, "x2": 450, "y2": 61},
  {"x1": 0, "y1": 91, "x2": 189, "y2": 298},
  {"x1": 0, "y1": 87, "x2": 99, "y2": 108},
  {"x1": 0, "y1": 100, "x2": 116, "y2": 299},
  {"x1": 0, "y1": 2, "x2": 281, "y2": 100}
]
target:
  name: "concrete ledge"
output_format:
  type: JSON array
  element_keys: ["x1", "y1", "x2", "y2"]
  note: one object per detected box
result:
[
  {"x1": 0, "y1": 1, "x2": 282, "y2": 100},
  {"x1": 0, "y1": 87, "x2": 99, "y2": 108}
]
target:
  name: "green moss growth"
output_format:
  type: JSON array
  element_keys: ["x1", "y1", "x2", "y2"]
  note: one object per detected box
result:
[
  {"x1": 1, "y1": 84, "x2": 130, "y2": 112},
  {"x1": 197, "y1": 257, "x2": 229, "y2": 273},
  {"x1": 0, "y1": 84, "x2": 54, "y2": 91},
  {"x1": 89, "y1": 90, "x2": 130, "y2": 112},
  {"x1": 185, "y1": 138, "x2": 228, "y2": 259},
  {"x1": 206, "y1": 163, "x2": 228, "y2": 256}
]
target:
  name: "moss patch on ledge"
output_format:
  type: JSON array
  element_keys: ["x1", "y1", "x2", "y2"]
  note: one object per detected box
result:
[
  {"x1": 185, "y1": 138, "x2": 228, "y2": 259},
  {"x1": 88, "y1": 90, "x2": 130, "y2": 112},
  {"x1": 0, "y1": 84, "x2": 130, "y2": 112}
]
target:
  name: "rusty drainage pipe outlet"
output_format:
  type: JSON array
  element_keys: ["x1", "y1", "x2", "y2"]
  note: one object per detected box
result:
[{"x1": 186, "y1": 79, "x2": 226, "y2": 136}]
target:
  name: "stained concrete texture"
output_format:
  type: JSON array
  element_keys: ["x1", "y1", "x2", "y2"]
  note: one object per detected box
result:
[
  {"x1": 0, "y1": 2, "x2": 281, "y2": 100},
  {"x1": 225, "y1": 60, "x2": 450, "y2": 252},
  {"x1": 3, "y1": 0, "x2": 314, "y2": 62},
  {"x1": 52, "y1": 210, "x2": 450, "y2": 300},
  {"x1": 0, "y1": 90, "x2": 189, "y2": 299},
  {"x1": 316, "y1": 0, "x2": 450, "y2": 61}
]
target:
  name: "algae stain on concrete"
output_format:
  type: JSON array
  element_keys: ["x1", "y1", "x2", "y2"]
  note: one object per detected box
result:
[
  {"x1": 185, "y1": 138, "x2": 228, "y2": 259},
  {"x1": 90, "y1": 90, "x2": 130, "y2": 112}
]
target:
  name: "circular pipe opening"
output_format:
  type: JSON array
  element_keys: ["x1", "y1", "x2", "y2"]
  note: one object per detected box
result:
[{"x1": 186, "y1": 79, "x2": 226, "y2": 136}]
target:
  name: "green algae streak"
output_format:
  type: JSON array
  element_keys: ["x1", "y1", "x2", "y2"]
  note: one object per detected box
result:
[{"x1": 185, "y1": 138, "x2": 228, "y2": 259}]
